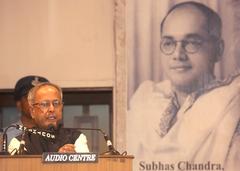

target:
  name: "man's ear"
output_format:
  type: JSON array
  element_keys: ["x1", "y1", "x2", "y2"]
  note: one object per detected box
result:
[
  {"x1": 215, "y1": 39, "x2": 224, "y2": 62},
  {"x1": 29, "y1": 106, "x2": 35, "y2": 119},
  {"x1": 16, "y1": 101, "x2": 21, "y2": 111}
]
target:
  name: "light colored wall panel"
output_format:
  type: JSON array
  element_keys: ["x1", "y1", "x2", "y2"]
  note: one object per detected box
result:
[{"x1": 0, "y1": 0, "x2": 114, "y2": 88}]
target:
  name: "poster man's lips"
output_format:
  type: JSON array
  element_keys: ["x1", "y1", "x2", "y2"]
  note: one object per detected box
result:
[{"x1": 170, "y1": 65, "x2": 192, "y2": 71}]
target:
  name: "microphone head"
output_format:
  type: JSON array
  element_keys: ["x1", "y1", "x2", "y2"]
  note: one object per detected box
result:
[{"x1": 47, "y1": 124, "x2": 56, "y2": 132}]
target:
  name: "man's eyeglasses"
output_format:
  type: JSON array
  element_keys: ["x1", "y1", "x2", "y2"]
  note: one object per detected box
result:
[
  {"x1": 160, "y1": 36, "x2": 210, "y2": 55},
  {"x1": 33, "y1": 99, "x2": 63, "y2": 111}
]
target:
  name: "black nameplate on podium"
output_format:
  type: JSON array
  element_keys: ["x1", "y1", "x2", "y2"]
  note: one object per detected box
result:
[{"x1": 42, "y1": 152, "x2": 98, "y2": 163}]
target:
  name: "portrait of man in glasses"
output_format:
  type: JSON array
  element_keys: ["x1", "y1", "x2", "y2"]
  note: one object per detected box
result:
[
  {"x1": 127, "y1": 1, "x2": 240, "y2": 171},
  {"x1": 159, "y1": 3, "x2": 224, "y2": 97}
]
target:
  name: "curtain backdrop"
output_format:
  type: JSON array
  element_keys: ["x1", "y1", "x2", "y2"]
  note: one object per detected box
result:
[{"x1": 127, "y1": 0, "x2": 240, "y2": 101}]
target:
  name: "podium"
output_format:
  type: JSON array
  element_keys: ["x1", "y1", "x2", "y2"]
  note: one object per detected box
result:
[{"x1": 0, "y1": 155, "x2": 134, "y2": 171}]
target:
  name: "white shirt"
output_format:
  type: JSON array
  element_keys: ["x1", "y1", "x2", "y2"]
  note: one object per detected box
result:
[{"x1": 127, "y1": 75, "x2": 240, "y2": 171}]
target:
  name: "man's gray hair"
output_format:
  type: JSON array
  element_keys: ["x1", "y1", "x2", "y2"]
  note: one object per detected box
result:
[{"x1": 28, "y1": 82, "x2": 63, "y2": 105}]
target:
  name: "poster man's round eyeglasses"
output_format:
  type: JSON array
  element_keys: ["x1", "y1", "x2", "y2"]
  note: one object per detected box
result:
[{"x1": 160, "y1": 37, "x2": 209, "y2": 55}]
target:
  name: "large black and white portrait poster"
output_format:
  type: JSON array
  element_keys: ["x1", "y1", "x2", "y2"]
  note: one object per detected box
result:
[{"x1": 126, "y1": 0, "x2": 240, "y2": 171}]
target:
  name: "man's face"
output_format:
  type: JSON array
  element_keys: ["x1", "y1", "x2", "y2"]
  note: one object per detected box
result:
[
  {"x1": 161, "y1": 7, "x2": 219, "y2": 92},
  {"x1": 30, "y1": 85, "x2": 63, "y2": 129}
]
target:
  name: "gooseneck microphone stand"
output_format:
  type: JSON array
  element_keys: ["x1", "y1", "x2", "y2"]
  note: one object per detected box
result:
[
  {"x1": 0, "y1": 125, "x2": 17, "y2": 155},
  {"x1": 76, "y1": 127, "x2": 120, "y2": 155}
]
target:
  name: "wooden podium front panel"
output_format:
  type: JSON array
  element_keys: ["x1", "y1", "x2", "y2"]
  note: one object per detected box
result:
[{"x1": 0, "y1": 155, "x2": 134, "y2": 171}]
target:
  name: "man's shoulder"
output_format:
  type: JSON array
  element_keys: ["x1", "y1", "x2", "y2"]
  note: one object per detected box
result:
[
  {"x1": 4, "y1": 120, "x2": 23, "y2": 141},
  {"x1": 4, "y1": 120, "x2": 22, "y2": 130},
  {"x1": 135, "y1": 80, "x2": 171, "y2": 92},
  {"x1": 130, "y1": 80, "x2": 171, "y2": 106},
  {"x1": 207, "y1": 75, "x2": 240, "y2": 99}
]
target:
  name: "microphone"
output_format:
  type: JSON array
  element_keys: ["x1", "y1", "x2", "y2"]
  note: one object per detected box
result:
[
  {"x1": 0, "y1": 125, "x2": 17, "y2": 155},
  {"x1": 75, "y1": 127, "x2": 120, "y2": 155},
  {"x1": 0, "y1": 128, "x2": 3, "y2": 152},
  {"x1": 15, "y1": 124, "x2": 55, "y2": 139}
]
